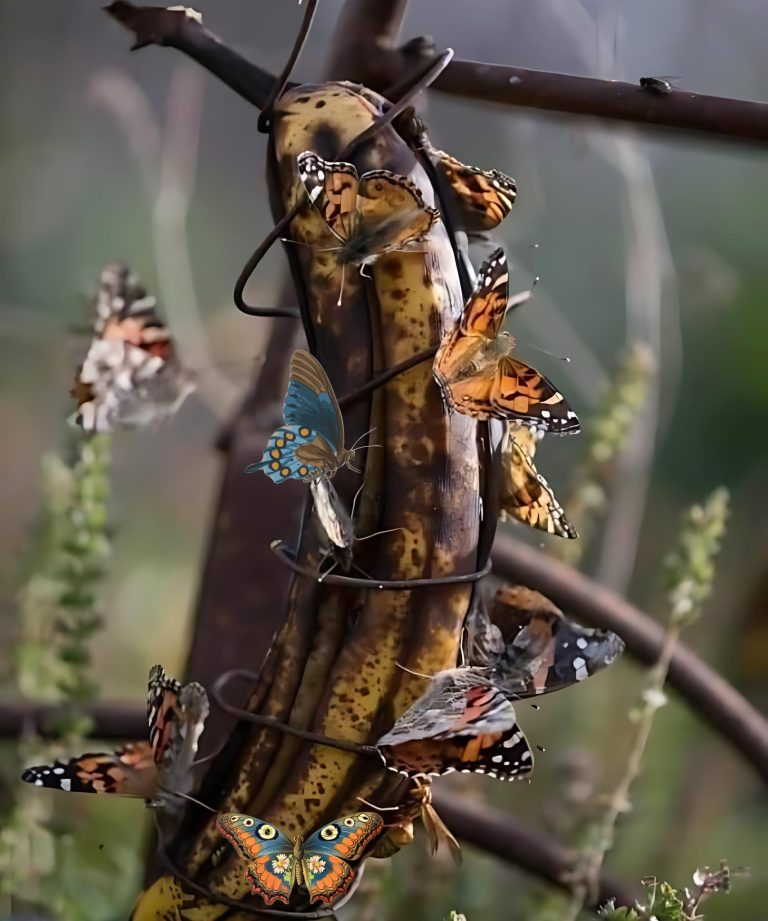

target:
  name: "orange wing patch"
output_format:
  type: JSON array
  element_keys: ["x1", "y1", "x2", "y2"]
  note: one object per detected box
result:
[
  {"x1": 500, "y1": 423, "x2": 578, "y2": 538},
  {"x1": 303, "y1": 854, "x2": 354, "y2": 905},
  {"x1": 433, "y1": 248, "x2": 579, "y2": 434}
]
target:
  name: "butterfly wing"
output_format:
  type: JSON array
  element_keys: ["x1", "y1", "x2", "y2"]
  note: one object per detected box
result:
[
  {"x1": 21, "y1": 742, "x2": 157, "y2": 798},
  {"x1": 427, "y1": 146, "x2": 516, "y2": 232},
  {"x1": 286, "y1": 350, "x2": 345, "y2": 462},
  {"x1": 310, "y1": 478, "x2": 355, "y2": 571},
  {"x1": 216, "y1": 814, "x2": 295, "y2": 905},
  {"x1": 433, "y1": 250, "x2": 524, "y2": 413},
  {"x1": 297, "y1": 151, "x2": 359, "y2": 243},
  {"x1": 146, "y1": 665, "x2": 209, "y2": 800},
  {"x1": 353, "y1": 171, "x2": 439, "y2": 257},
  {"x1": 500, "y1": 424, "x2": 578, "y2": 538},
  {"x1": 491, "y1": 356, "x2": 580, "y2": 433},
  {"x1": 490, "y1": 585, "x2": 625, "y2": 696},
  {"x1": 377, "y1": 670, "x2": 533, "y2": 781},
  {"x1": 302, "y1": 812, "x2": 385, "y2": 905},
  {"x1": 463, "y1": 596, "x2": 505, "y2": 668}
]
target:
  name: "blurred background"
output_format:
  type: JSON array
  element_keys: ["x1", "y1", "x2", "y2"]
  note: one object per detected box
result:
[{"x1": 1, "y1": 1, "x2": 766, "y2": 918}]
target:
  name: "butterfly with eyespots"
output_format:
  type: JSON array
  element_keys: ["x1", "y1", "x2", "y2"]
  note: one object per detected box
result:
[
  {"x1": 423, "y1": 142, "x2": 517, "y2": 232},
  {"x1": 72, "y1": 262, "x2": 194, "y2": 433},
  {"x1": 21, "y1": 665, "x2": 209, "y2": 811},
  {"x1": 246, "y1": 350, "x2": 361, "y2": 484},
  {"x1": 216, "y1": 811, "x2": 385, "y2": 906},
  {"x1": 376, "y1": 670, "x2": 533, "y2": 782},
  {"x1": 297, "y1": 150, "x2": 440, "y2": 269},
  {"x1": 499, "y1": 422, "x2": 578, "y2": 538},
  {"x1": 433, "y1": 248, "x2": 579, "y2": 434}
]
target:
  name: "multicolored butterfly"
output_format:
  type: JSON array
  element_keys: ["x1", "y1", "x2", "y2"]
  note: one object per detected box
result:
[
  {"x1": 376, "y1": 671, "x2": 533, "y2": 782},
  {"x1": 499, "y1": 422, "x2": 578, "y2": 538},
  {"x1": 422, "y1": 141, "x2": 517, "y2": 232},
  {"x1": 246, "y1": 349, "x2": 359, "y2": 484},
  {"x1": 21, "y1": 665, "x2": 209, "y2": 810},
  {"x1": 216, "y1": 811, "x2": 385, "y2": 906},
  {"x1": 467, "y1": 585, "x2": 624, "y2": 696},
  {"x1": 433, "y1": 248, "x2": 579, "y2": 434},
  {"x1": 72, "y1": 262, "x2": 194, "y2": 433},
  {"x1": 297, "y1": 150, "x2": 440, "y2": 269}
]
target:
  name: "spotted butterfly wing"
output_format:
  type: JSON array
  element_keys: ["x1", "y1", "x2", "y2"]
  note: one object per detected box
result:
[
  {"x1": 21, "y1": 741, "x2": 157, "y2": 798},
  {"x1": 297, "y1": 151, "x2": 439, "y2": 265},
  {"x1": 426, "y1": 143, "x2": 517, "y2": 232},
  {"x1": 433, "y1": 248, "x2": 578, "y2": 433},
  {"x1": 297, "y1": 152, "x2": 360, "y2": 244},
  {"x1": 147, "y1": 664, "x2": 209, "y2": 800},
  {"x1": 499, "y1": 423, "x2": 578, "y2": 538},
  {"x1": 301, "y1": 812, "x2": 385, "y2": 905},
  {"x1": 376, "y1": 670, "x2": 533, "y2": 781},
  {"x1": 73, "y1": 262, "x2": 194, "y2": 433},
  {"x1": 490, "y1": 585, "x2": 624, "y2": 696},
  {"x1": 216, "y1": 814, "x2": 296, "y2": 905},
  {"x1": 246, "y1": 350, "x2": 349, "y2": 484}
]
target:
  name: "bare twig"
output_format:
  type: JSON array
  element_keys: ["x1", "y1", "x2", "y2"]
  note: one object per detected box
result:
[
  {"x1": 434, "y1": 61, "x2": 768, "y2": 145},
  {"x1": 104, "y1": 2, "x2": 275, "y2": 109},
  {"x1": 491, "y1": 533, "x2": 768, "y2": 782},
  {"x1": 104, "y1": 4, "x2": 768, "y2": 145}
]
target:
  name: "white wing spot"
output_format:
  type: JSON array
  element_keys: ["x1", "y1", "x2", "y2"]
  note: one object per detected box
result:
[
  {"x1": 576, "y1": 637, "x2": 588, "y2": 650},
  {"x1": 60, "y1": 779, "x2": 72, "y2": 792}
]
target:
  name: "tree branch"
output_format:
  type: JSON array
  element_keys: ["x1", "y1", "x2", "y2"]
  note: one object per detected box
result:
[
  {"x1": 104, "y1": 2, "x2": 275, "y2": 109},
  {"x1": 492, "y1": 533, "x2": 768, "y2": 781},
  {"x1": 1, "y1": 701, "x2": 145, "y2": 740},
  {"x1": 434, "y1": 61, "x2": 768, "y2": 144},
  {"x1": 104, "y1": 4, "x2": 768, "y2": 145},
  {"x1": 432, "y1": 792, "x2": 641, "y2": 909}
]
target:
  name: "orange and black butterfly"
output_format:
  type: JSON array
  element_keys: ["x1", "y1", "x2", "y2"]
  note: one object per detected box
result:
[
  {"x1": 21, "y1": 665, "x2": 208, "y2": 811},
  {"x1": 433, "y1": 248, "x2": 579, "y2": 434},
  {"x1": 216, "y1": 811, "x2": 385, "y2": 906},
  {"x1": 500, "y1": 422, "x2": 578, "y2": 538},
  {"x1": 376, "y1": 671, "x2": 533, "y2": 782},
  {"x1": 423, "y1": 141, "x2": 516, "y2": 232},
  {"x1": 297, "y1": 150, "x2": 440, "y2": 270},
  {"x1": 72, "y1": 263, "x2": 194, "y2": 433}
]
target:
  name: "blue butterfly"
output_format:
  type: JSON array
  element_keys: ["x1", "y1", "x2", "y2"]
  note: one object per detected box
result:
[{"x1": 246, "y1": 349, "x2": 357, "y2": 483}]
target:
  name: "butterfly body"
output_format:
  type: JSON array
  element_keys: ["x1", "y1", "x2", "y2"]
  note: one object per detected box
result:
[
  {"x1": 247, "y1": 350, "x2": 354, "y2": 484},
  {"x1": 434, "y1": 249, "x2": 579, "y2": 433},
  {"x1": 21, "y1": 665, "x2": 208, "y2": 810},
  {"x1": 216, "y1": 811, "x2": 384, "y2": 906},
  {"x1": 500, "y1": 422, "x2": 578, "y2": 538},
  {"x1": 297, "y1": 151, "x2": 439, "y2": 271}
]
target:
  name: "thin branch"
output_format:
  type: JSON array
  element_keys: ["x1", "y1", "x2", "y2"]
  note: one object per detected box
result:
[
  {"x1": 104, "y1": 2, "x2": 275, "y2": 109},
  {"x1": 1, "y1": 701, "x2": 146, "y2": 740},
  {"x1": 432, "y1": 792, "x2": 641, "y2": 910},
  {"x1": 104, "y1": 4, "x2": 768, "y2": 145},
  {"x1": 434, "y1": 61, "x2": 768, "y2": 145},
  {"x1": 491, "y1": 533, "x2": 768, "y2": 782}
]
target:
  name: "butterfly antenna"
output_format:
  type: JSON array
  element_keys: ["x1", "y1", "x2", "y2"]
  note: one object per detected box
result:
[
  {"x1": 527, "y1": 344, "x2": 572, "y2": 364},
  {"x1": 350, "y1": 481, "x2": 366, "y2": 520},
  {"x1": 317, "y1": 558, "x2": 338, "y2": 583},
  {"x1": 356, "y1": 795, "x2": 400, "y2": 812},
  {"x1": 395, "y1": 662, "x2": 434, "y2": 679},
  {"x1": 155, "y1": 786, "x2": 217, "y2": 814},
  {"x1": 336, "y1": 262, "x2": 346, "y2": 307},
  {"x1": 349, "y1": 427, "x2": 377, "y2": 451},
  {"x1": 355, "y1": 526, "x2": 404, "y2": 543}
]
